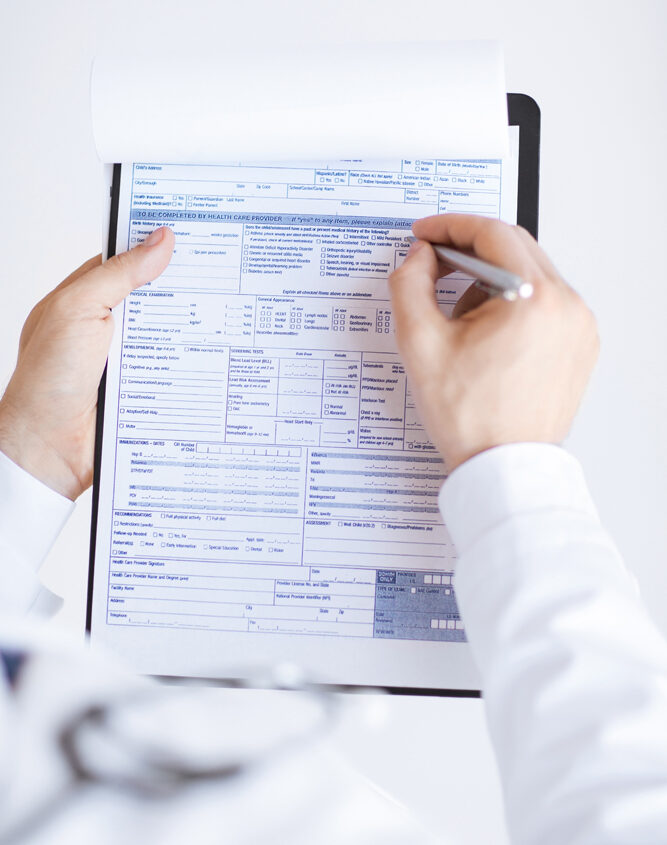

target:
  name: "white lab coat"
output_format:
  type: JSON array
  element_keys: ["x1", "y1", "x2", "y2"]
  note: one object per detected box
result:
[{"x1": 2, "y1": 443, "x2": 667, "y2": 843}]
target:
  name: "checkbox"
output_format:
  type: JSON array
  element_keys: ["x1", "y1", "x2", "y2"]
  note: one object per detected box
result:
[
  {"x1": 433, "y1": 575, "x2": 441, "y2": 585},
  {"x1": 430, "y1": 619, "x2": 438, "y2": 629},
  {"x1": 411, "y1": 587, "x2": 416, "y2": 594},
  {"x1": 424, "y1": 574, "x2": 432, "y2": 584},
  {"x1": 439, "y1": 620, "x2": 447, "y2": 629}
]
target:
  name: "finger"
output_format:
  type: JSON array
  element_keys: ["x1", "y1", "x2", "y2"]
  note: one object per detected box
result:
[
  {"x1": 412, "y1": 214, "x2": 545, "y2": 286},
  {"x1": 389, "y1": 240, "x2": 450, "y2": 336},
  {"x1": 452, "y1": 283, "x2": 490, "y2": 319},
  {"x1": 46, "y1": 255, "x2": 103, "y2": 298},
  {"x1": 513, "y1": 226, "x2": 570, "y2": 288},
  {"x1": 64, "y1": 254, "x2": 103, "y2": 285},
  {"x1": 73, "y1": 227, "x2": 175, "y2": 309}
]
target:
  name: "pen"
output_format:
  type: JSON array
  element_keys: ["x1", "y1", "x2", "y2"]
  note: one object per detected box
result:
[{"x1": 406, "y1": 236, "x2": 534, "y2": 302}]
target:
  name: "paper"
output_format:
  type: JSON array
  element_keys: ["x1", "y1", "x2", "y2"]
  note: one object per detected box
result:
[
  {"x1": 89, "y1": 136, "x2": 519, "y2": 689},
  {"x1": 91, "y1": 42, "x2": 508, "y2": 163}
]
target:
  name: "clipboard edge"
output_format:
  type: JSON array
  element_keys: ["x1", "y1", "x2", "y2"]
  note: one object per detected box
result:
[{"x1": 86, "y1": 98, "x2": 541, "y2": 698}]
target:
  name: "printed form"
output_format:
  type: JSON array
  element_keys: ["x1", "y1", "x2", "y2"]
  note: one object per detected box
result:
[{"x1": 91, "y1": 138, "x2": 518, "y2": 686}]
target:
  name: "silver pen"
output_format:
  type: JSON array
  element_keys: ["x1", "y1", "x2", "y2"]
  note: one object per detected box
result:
[{"x1": 406, "y1": 236, "x2": 533, "y2": 302}]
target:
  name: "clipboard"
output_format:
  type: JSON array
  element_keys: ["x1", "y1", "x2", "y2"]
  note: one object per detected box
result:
[{"x1": 87, "y1": 93, "x2": 540, "y2": 697}]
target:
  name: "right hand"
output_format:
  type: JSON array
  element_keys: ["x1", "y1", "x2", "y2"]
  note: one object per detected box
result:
[{"x1": 389, "y1": 214, "x2": 599, "y2": 472}]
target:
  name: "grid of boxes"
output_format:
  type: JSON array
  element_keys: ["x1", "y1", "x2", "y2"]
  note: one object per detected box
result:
[
  {"x1": 332, "y1": 307, "x2": 346, "y2": 332},
  {"x1": 423, "y1": 573, "x2": 451, "y2": 587},
  {"x1": 423, "y1": 572, "x2": 464, "y2": 631},
  {"x1": 289, "y1": 306, "x2": 302, "y2": 331},
  {"x1": 430, "y1": 618, "x2": 463, "y2": 630},
  {"x1": 376, "y1": 308, "x2": 391, "y2": 333}
]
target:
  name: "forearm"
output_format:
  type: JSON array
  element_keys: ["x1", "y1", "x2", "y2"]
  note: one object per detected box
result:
[{"x1": 442, "y1": 445, "x2": 667, "y2": 845}]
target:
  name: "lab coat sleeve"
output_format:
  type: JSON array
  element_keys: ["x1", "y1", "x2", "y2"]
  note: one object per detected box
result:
[
  {"x1": 440, "y1": 443, "x2": 667, "y2": 845},
  {"x1": 0, "y1": 450, "x2": 74, "y2": 616}
]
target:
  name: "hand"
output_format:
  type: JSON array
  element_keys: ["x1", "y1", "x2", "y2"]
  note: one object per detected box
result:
[
  {"x1": 389, "y1": 215, "x2": 599, "y2": 472},
  {"x1": 0, "y1": 227, "x2": 175, "y2": 500}
]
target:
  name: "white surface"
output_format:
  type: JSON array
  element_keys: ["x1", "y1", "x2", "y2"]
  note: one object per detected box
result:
[
  {"x1": 1, "y1": 2, "x2": 666, "y2": 842},
  {"x1": 92, "y1": 43, "x2": 508, "y2": 161}
]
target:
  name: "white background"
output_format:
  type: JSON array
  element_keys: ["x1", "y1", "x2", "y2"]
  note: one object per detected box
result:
[{"x1": 1, "y1": 1, "x2": 666, "y2": 842}]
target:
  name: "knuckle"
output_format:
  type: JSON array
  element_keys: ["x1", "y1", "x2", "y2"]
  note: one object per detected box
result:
[
  {"x1": 515, "y1": 224, "x2": 536, "y2": 243},
  {"x1": 477, "y1": 217, "x2": 511, "y2": 242},
  {"x1": 53, "y1": 284, "x2": 79, "y2": 308},
  {"x1": 530, "y1": 279, "x2": 557, "y2": 308},
  {"x1": 106, "y1": 250, "x2": 133, "y2": 277},
  {"x1": 103, "y1": 250, "x2": 140, "y2": 289},
  {"x1": 48, "y1": 288, "x2": 78, "y2": 319},
  {"x1": 387, "y1": 266, "x2": 400, "y2": 286},
  {"x1": 388, "y1": 262, "x2": 409, "y2": 287},
  {"x1": 49, "y1": 284, "x2": 98, "y2": 321},
  {"x1": 568, "y1": 294, "x2": 600, "y2": 346}
]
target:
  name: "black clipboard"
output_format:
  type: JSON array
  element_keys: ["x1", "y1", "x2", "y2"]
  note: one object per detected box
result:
[{"x1": 87, "y1": 93, "x2": 540, "y2": 698}]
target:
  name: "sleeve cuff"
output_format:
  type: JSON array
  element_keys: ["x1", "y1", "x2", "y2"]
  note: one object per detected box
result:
[
  {"x1": 0, "y1": 449, "x2": 75, "y2": 574},
  {"x1": 439, "y1": 443, "x2": 600, "y2": 555}
]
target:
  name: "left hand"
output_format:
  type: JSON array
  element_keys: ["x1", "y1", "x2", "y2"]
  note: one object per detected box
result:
[{"x1": 0, "y1": 227, "x2": 175, "y2": 500}]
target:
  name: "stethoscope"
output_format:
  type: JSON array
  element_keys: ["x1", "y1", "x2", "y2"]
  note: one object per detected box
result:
[{"x1": 0, "y1": 663, "x2": 360, "y2": 844}]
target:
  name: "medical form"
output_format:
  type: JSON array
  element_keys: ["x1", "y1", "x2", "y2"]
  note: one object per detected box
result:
[{"x1": 90, "y1": 136, "x2": 519, "y2": 690}]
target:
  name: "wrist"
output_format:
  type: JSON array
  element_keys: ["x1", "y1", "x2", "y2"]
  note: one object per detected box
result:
[
  {"x1": 439, "y1": 443, "x2": 598, "y2": 556},
  {"x1": 0, "y1": 404, "x2": 81, "y2": 501},
  {"x1": 435, "y1": 429, "x2": 562, "y2": 474}
]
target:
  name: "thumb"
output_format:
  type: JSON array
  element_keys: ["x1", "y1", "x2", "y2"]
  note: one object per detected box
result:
[
  {"x1": 77, "y1": 227, "x2": 175, "y2": 309},
  {"x1": 389, "y1": 239, "x2": 450, "y2": 338}
]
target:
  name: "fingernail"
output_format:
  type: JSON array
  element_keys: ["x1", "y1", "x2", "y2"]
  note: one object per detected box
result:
[
  {"x1": 406, "y1": 239, "x2": 424, "y2": 257},
  {"x1": 144, "y1": 227, "x2": 165, "y2": 247}
]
